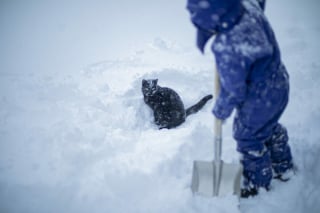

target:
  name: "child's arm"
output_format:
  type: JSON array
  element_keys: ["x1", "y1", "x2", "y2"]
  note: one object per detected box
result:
[{"x1": 212, "y1": 51, "x2": 250, "y2": 120}]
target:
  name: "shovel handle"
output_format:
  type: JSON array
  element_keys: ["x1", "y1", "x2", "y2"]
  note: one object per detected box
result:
[{"x1": 214, "y1": 67, "x2": 222, "y2": 162}]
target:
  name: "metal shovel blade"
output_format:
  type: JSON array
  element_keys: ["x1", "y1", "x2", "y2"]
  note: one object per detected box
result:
[
  {"x1": 190, "y1": 67, "x2": 242, "y2": 197},
  {"x1": 191, "y1": 160, "x2": 242, "y2": 197}
]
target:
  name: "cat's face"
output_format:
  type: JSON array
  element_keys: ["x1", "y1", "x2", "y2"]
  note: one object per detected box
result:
[{"x1": 142, "y1": 79, "x2": 158, "y2": 96}]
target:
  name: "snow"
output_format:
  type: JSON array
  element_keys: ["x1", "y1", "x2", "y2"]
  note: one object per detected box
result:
[{"x1": 0, "y1": 0, "x2": 320, "y2": 213}]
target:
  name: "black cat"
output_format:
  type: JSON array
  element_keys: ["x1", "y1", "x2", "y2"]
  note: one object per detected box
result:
[{"x1": 142, "y1": 79, "x2": 213, "y2": 129}]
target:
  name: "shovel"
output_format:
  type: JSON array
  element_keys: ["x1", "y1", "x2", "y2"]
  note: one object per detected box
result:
[{"x1": 191, "y1": 69, "x2": 242, "y2": 197}]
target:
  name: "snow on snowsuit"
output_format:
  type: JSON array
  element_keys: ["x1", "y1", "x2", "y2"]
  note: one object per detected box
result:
[{"x1": 186, "y1": 0, "x2": 293, "y2": 189}]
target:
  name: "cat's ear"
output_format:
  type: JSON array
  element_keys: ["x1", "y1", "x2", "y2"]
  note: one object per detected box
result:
[{"x1": 142, "y1": 79, "x2": 147, "y2": 86}]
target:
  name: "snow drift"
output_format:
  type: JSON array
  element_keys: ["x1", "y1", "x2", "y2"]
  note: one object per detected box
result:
[{"x1": 1, "y1": 0, "x2": 320, "y2": 213}]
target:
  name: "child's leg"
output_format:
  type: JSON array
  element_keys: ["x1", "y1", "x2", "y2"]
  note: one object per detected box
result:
[
  {"x1": 266, "y1": 123, "x2": 293, "y2": 175},
  {"x1": 240, "y1": 146, "x2": 273, "y2": 189},
  {"x1": 234, "y1": 117, "x2": 273, "y2": 190},
  {"x1": 233, "y1": 83, "x2": 290, "y2": 193}
]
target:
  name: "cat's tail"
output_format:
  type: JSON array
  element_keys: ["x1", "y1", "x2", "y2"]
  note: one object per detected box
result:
[{"x1": 186, "y1": 94, "x2": 213, "y2": 117}]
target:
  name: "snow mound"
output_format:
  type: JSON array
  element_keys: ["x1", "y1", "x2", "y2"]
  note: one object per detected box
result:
[{"x1": 1, "y1": 0, "x2": 320, "y2": 212}]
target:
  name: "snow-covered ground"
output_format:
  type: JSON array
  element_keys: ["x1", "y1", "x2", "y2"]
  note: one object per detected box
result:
[{"x1": 1, "y1": 0, "x2": 320, "y2": 212}]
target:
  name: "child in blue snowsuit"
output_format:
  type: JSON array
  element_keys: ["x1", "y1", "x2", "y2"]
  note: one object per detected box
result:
[{"x1": 186, "y1": 0, "x2": 294, "y2": 197}]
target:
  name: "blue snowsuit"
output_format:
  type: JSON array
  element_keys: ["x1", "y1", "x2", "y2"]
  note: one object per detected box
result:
[{"x1": 187, "y1": 0, "x2": 293, "y2": 189}]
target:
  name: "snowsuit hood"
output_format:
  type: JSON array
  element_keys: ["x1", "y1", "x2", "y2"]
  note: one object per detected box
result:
[{"x1": 186, "y1": 0, "x2": 244, "y2": 52}]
